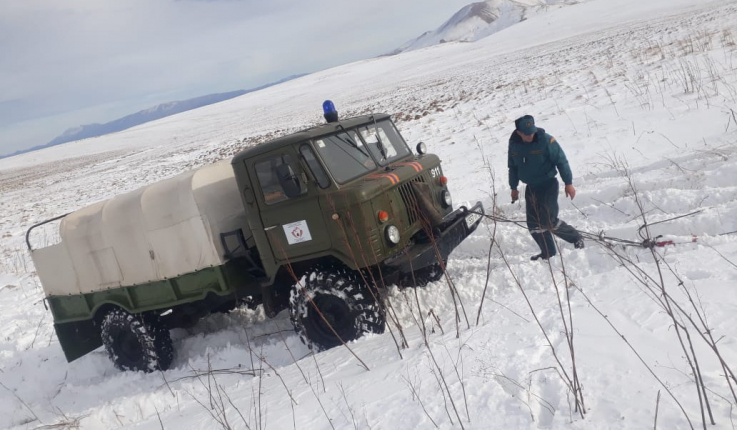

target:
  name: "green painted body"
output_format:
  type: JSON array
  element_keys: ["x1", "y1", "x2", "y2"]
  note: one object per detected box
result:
[
  {"x1": 229, "y1": 114, "x2": 451, "y2": 283},
  {"x1": 48, "y1": 260, "x2": 254, "y2": 324},
  {"x1": 50, "y1": 259, "x2": 256, "y2": 361},
  {"x1": 232, "y1": 153, "x2": 446, "y2": 280},
  {"x1": 42, "y1": 113, "x2": 479, "y2": 363}
]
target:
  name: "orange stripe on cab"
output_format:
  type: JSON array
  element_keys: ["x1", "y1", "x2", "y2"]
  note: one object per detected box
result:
[
  {"x1": 367, "y1": 173, "x2": 399, "y2": 185},
  {"x1": 393, "y1": 162, "x2": 423, "y2": 173}
]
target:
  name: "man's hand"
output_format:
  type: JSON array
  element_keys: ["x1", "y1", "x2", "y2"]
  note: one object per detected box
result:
[
  {"x1": 565, "y1": 184, "x2": 576, "y2": 200},
  {"x1": 511, "y1": 189, "x2": 519, "y2": 203}
]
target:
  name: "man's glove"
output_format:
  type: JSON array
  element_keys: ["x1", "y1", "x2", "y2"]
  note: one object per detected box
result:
[{"x1": 511, "y1": 189, "x2": 519, "y2": 203}]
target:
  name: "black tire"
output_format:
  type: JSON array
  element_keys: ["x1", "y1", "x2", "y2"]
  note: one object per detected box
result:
[
  {"x1": 289, "y1": 268, "x2": 385, "y2": 351},
  {"x1": 101, "y1": 308, "x2": 174, "y2": 372}
]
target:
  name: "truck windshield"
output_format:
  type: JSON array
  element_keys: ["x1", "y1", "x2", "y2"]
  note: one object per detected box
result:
[
  {"x1": 313, "y1": 131, "x2": 377, "y2": 184},
  {"x1": 356, "y1": 120, "x2": 411, "y2": 166}
]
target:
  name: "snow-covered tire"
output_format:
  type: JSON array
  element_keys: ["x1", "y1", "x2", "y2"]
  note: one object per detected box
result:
[
  {"x1": 289, "y1": 268, "x2": 385, "y2": 351},
  {"x1": 100, "y1": 308, "x2": 174, "y2": 372}
]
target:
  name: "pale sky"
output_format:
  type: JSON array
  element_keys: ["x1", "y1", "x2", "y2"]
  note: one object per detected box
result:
[{"x1": 0, "y1": 0, "x2": 473, "y2": 155}]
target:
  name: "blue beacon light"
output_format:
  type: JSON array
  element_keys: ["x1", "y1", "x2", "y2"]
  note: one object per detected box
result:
[
  {"x1": 323, "y1": 100, "x2": 336, "y2": 114},
  {"x1": 323, "y1": 100, "x2": 339, "y2": 123}
]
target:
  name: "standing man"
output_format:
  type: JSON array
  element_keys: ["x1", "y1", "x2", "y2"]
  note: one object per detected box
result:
[{"x1": 508, "y1": 115, "x2": 585, "y2": 261}]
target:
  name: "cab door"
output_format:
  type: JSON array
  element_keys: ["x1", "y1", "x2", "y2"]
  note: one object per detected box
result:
[{"x1": 247, "y1": 147, "x2": 331, "y2": 263}]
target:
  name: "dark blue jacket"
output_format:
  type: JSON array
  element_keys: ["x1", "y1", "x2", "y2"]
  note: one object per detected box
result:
[{"x1": 508, "y1": 128, "x2": 573, "y2": 190}]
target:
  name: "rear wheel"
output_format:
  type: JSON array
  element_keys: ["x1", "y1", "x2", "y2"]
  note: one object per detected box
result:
[
  {"x1": 101, "y1": 308, "x2": 173, "y2": 372},
  {"x1": 289, "y1": 268, "x2": 385, "y2": 351}
]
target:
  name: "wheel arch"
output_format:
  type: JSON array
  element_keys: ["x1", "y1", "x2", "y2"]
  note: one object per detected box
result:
[
  {"x1": 261, "y1": 256, "x2": 350, "y2": 318},
  {"x1": 92, "y1": 302, "x2": 133, "y2": 327}
]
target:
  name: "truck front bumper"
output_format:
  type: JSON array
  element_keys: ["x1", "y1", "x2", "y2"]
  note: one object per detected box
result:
[{"x1": 383, "y1": 201, "x2": 484, "y2": 278}]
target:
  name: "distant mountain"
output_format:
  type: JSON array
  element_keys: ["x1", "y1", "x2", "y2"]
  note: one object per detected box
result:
[
  {"x1": 390, "y1": 0, "x2": 574, "y2": 55},
  {"x1": 46, "y1": 90, "x2": 249, "y2": 148},
  {"x1": 1, "y1": 74, "x2": 307, "y2": 159}
]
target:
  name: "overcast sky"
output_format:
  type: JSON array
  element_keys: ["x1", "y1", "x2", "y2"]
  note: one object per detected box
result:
[{"x1": 0, "y1": 0, "x2": 473, "y2": 155}]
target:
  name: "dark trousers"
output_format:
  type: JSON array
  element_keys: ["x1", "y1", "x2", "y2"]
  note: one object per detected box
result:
[{"x1": 525, "y1": 178, "x2": 581, "y2": 257}]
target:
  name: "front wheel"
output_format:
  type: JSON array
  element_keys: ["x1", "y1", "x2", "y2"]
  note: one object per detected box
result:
[
  {"x1": 101, "y1": 308, "x2": 173, "y2": 372},
  {"x1": 289, "y1": 268, "x2": 385, "y2": 351}
]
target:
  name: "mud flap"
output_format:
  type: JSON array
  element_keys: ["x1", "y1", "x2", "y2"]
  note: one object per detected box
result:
[{"x1": 55, "y1": 319, "x2": 102, "y2": 362}]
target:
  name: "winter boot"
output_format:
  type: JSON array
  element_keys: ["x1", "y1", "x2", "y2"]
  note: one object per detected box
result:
[
  {"x1": 531, "y1": 231, "x2": 556, "y2": 261},
  {"x1": 531, "y1": 253, "x2": 552, "y2": 261}
]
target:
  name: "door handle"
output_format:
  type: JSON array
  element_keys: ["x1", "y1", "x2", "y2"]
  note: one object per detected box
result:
[
  {"x1": 243, "y1": 187, "x2": 255, "y2": 205},
  {"x1": 264, "y1": 225, "x2": 278, "y2": 231}
]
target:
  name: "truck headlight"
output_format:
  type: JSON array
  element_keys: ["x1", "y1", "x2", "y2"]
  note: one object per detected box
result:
[
  {"x1": 441, "y1": 190, "x2": 452, "y2": 208},
  {"x1": 385, "y1": 225, "x2": 400, "y2": 246}
]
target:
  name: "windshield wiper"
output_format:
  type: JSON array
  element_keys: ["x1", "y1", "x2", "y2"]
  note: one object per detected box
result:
[
  {"x1": 335, "y1": 126, "x2": 370, "y2": 158},
  {"x1": 371, "y1": 117, "x2": 388, "y2": 162}
]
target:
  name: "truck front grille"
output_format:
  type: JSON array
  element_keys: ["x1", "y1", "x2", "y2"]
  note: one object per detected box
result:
[{"x1": 397, "y1": 173, "x2": 429, "y2": 226}]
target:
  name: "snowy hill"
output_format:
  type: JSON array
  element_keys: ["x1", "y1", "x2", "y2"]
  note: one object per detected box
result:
[
  {"x1": 390, "y1": 0, "x2": 575, "y2": 54},
  {"x1": 1, "y1": 75, "x2": 307, "y2": 160},
  {"x1": 1, "y1": 0, "x2": 737, "y2": 429},
  {"x1": 1, "y1": 90, "x2": 247, "y2": 159}
]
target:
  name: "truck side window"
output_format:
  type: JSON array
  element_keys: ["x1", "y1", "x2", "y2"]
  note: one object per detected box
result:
[
  {"x1": 300, "y1": 145, "x2": 331, "y2": 189},
  {"x1": 255, "y1": 154, "x2": 305, "y2": 205}
]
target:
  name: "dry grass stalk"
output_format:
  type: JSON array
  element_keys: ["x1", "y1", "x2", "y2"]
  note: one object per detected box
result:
[
  {"x1": 402, "y1": 369, "x2": 440, "y2": 429},
  {"x1": 494, "y1": 239, "x2": 584, "y2": 419},
  {"x1": 626, "y1": 170, "x2": 712, "y2": 428}
]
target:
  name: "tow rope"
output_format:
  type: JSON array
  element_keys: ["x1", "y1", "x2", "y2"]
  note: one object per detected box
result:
[
  {"x1": 579, "y1": 231, "x2": 696, "y2": 249},
  {"x1": 466, "y1": 208, "x2": 735, "y2": 250}
]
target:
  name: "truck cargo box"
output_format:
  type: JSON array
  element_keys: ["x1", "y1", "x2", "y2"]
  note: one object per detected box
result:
[{"x1": 32, "y1": 162, "x2": 250, "y2": 296}]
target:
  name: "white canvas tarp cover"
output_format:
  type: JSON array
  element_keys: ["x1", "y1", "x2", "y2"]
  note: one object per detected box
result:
[{"x1": 32, "y1": 162, "x2": 250, "y2": 296}]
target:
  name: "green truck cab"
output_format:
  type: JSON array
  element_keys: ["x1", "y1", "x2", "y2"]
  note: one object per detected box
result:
[{"x1": 27, "y1": 112, "x2": 484, "y2": 372}]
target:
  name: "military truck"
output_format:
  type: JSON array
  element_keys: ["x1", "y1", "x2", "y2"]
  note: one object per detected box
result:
[{"x1": 26, "y1": 112, "x2": 484, "y2": 372}]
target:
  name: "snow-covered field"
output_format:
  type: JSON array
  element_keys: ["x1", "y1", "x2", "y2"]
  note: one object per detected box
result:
[{"x1": 2, "y1": 0, "x2": 737, "y2": 428}]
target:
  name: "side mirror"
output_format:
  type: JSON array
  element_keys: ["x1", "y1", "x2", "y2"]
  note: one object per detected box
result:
[
  {"x1": 416, "y1": 142, "x2": 427, "y2": 155},
  {"x1": 275, "y1": 164, "x2": 303, "y2": 198}
]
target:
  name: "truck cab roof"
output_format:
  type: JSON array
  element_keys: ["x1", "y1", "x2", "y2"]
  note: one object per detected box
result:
[{"x1": 231, "y1": 113, "x2": 392, "y2": 165}]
